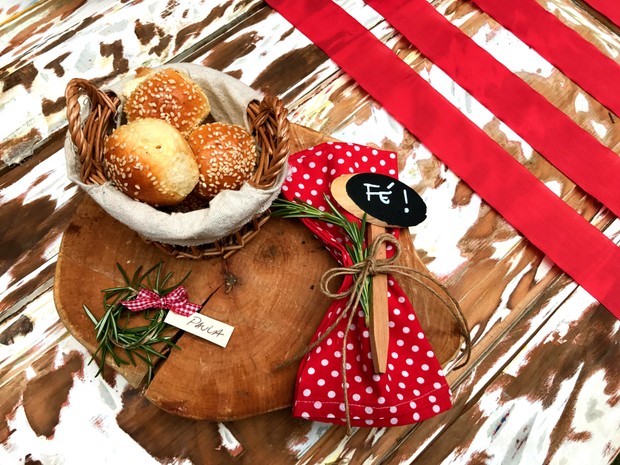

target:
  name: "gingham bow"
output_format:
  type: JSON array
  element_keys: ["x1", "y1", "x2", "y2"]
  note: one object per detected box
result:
[{"x1": 121, "y1": 286, "x2": 201, "y2": 317}]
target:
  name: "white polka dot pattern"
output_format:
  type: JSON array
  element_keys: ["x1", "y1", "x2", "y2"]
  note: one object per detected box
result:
[{"x1": 282, "y1": 142, "x2": 451, "y2": 427}]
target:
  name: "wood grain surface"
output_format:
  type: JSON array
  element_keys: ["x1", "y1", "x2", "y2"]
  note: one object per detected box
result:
[
  {"x1": 54, "y1": 123, "x2": 462, "y2": 420},
  {"x1": 1, "y1": 0, "x2": 619, "y2": 464}
]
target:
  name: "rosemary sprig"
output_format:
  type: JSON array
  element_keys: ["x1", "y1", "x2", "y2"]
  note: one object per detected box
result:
[
  {"x1": 82, "y1": 261, "x2": 190, "y2": 385},
  {"x1": 271, "y1": 196, "x2": 371, "y2": 319}
]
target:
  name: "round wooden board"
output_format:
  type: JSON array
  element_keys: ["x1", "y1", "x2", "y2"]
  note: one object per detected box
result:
[{"x1": 53, "y1": 124, "x2": 462, "y2": 421}]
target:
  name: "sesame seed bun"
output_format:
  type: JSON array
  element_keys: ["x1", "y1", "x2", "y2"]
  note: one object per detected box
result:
[
  {"x1": 188, "y1": 123, "x2": 257, "y2": 201},
  {"x1": 124, "y1": 68, "x2": 211, "y2": 136},
  {"x1": 103, "y1": 118, "x2": 199, "y2": 206}
]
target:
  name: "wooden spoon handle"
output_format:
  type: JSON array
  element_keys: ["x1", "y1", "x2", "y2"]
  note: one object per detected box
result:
[{"x1": 368, "y1": 223, "x2": 389, "y2": 373}]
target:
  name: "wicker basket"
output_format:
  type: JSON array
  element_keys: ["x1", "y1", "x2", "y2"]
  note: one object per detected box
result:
[{"x1": 65, "y1": 73, "x2": 290, "y2": 259}]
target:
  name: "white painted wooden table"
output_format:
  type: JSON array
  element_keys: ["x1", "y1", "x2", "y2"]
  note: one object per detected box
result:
[{"x1": 1, "y1": 0, "x2": 619, "y2": 463}]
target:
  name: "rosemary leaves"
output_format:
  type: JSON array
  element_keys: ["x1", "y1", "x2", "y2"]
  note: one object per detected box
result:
[
  {"x1": 271, "y1": 196, "x2": 371, "y2": 318},
  {"x1": 82, "y1": 262, "x2": 190, "y2": 385}
]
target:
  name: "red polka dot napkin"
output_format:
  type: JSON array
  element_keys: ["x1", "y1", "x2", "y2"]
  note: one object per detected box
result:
[{"x1": 281, "y1": 142, "x2": 452, "y2": 428}]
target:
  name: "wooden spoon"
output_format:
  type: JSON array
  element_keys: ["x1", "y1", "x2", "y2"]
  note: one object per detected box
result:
[{"x1": 331, "y1": 173, "x2": 426, "y2": 373}]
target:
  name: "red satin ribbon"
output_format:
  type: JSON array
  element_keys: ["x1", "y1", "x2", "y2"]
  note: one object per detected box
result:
[
  {"x1": 265, "y1": 0, "x2": 620, "y2": 318},
  {"x1": 121, "y1": 286, "x2": 201, "y2": 317},
  {"x1": 580, "y1": 0, "x2": 620, "y2": 27},
  {"x1": 365, "y1": 0, "x2": 620, "y2": 219},
  {"x1": 470, "y1": 0, "x2": 620, "y2": 116}
]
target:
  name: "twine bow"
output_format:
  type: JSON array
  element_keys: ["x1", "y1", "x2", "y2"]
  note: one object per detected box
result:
[
  {"x1": 295, "y1": 233, "x2": 471, "y2": 434},
  {"x1": 121, "y1": 286, "x2": 201, "y2": 317}
]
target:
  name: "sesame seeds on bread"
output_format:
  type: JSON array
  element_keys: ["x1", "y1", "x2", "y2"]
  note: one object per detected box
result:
[
  {"x1": 124, "y1": 68, "x2": 211, "y2": 136},
  {"x1": 103, "y1": 118, "x2": 199, "y2": 206},
  {"x1": 188, "y1": 123, "x2": 258, "y2": 201}
]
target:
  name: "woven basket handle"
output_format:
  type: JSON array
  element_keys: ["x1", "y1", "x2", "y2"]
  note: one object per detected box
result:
[
  {"x1": 247, "y1": 95, "x2": 290, "y2": 190},
  {"x1": 65, "y1": 78, "x2": 120, "y2": 185}
]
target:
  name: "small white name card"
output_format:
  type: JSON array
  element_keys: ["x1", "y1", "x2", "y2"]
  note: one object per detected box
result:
[{"x1": 164, "y1": 311, "x2": 234, "y2": 348}]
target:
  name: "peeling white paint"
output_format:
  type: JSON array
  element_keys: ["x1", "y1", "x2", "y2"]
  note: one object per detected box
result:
[
  {"x1": 0, "y1": 150, "x2": 74, "y2": 206},
  {"x1": 475, "y1": 263, "x2": 533, "y2": 343},
  {"x1": 497, "y1": 121, "x2": 535, "y2": 161},
  {"x1": 24, "y1": 366, "x2": 37, "y2": 380},
  {"x1": 332, "y1": 105, "x2": 406, "y2": 147},
  {"x1": 395, "y1": 421, "x2": 450, "y2": 464},
  {"x1": 542, "y1": 317, "x2": 572, "y2": 345},
  {"x1": 403, "y1": 155, "x2": 480, "y2": 277},
  {"x1": 448, "y1": 366, "x2": 583, "y2": 465},
  {"x1": 533, "y1": 256, "x2": 555, "y2": 284},
  {"x1": 419, "y1": 65, "x2": 496, "y2": 131},
  {"x1": 0, "y1": 257, "x2": 55, "y2": 303},
  {"x1": 217, "y1": 423, "x2": 243, "y2": 457},
  {"x1": 574, "y1": 93, "x2": 590, "y2": 113},
  {"x1": 412, "y1": 193, "x2": 478, "y2": 277},
  {"x1": 467, "y1": 283, "x2": 576, "y2": 396},
  {"x1": 365, "y1": 425, "x2": 387, "y2": 449},
  {"x1": 490, "y1": 235, "x2": 522, "y2": 262},
  {"x1": 42, "y1": 234, "x2": 63, "y2": 262},
  {"x1": 470, "y1": 24, "x2": 555, "y2": 78},
  {"x1": 0, "y1": 0, "x2": 40, "y2": 25},
  {"x1": 287, "y1": 421, "x2": 332, "y2": 458},
  {"x1": 468, "y1": 323, "x2": 481, "y2": 343},
  {"x1": 0, "y1": 290, "x2": 60, "y2": 373},
  {"x1": 551, "y1": 370, "x2": 620, "y2": 464},
  {"x1": 0, "y1": 338, "x2": 163, "y2": 465},
  {"x1": 505, "y1": 287, "x2": 597, "y2": 378},
  {"x1": 299, "y1": 429, "x2": 353, "y2": 465},
  {"x1": 591, "y1": 121, "x2": 607, "y2": 139},
  {"x1": 399, "y1": 151, "x2": 424, "y2": 184},
  {"x1": 436, "y1": 2, "x2": 477, "y2": 28},
  {"x1": 544, "y1": 180, "x2": 563, "y2": 198},
  {"x1": 0, "y1": 272, "x2": 12, "y2": 305}
]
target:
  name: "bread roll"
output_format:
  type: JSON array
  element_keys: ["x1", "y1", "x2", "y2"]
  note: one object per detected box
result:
[
  {"x1": 104, "y1": 118, "x2": 199, "y2": 206},
  {"x1": 124, "y1": 68, "x2": 211, "y2": 136},
  {"x1": 188, "y1": 123, "x2": 257, "y2": 201}
]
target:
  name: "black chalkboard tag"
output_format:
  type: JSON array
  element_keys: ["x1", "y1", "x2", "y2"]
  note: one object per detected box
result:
[{"x1": 330, "y1": 173, "x2": 426, "y2": 228}]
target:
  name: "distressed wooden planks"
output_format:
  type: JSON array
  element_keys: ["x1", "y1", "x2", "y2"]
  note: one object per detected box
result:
[
  {"x1": 379, "y1": 248, "x2": 620, "y2": 464},
  {"x1": 0, "y1": 0, "x2": 619, "y2": 463}
]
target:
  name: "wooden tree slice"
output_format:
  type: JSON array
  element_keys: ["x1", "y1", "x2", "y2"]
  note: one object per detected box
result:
[
  {"x1": 53, "y1": 198, "x2": 224, "y2": 387},
  {"x1": 145, "y1": 217, "x2": 337, "y2": 419},
  {"x1": 53, "y1": 123, "x2": 463, "y2": 420}
]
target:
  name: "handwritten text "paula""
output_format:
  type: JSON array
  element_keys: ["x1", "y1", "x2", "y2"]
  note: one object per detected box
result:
[{"x1": 187, "y1": 315, "x2": 226, "y2": 338}]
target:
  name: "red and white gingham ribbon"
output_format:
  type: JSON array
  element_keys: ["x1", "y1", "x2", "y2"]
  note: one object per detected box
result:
[{"x1": 121, "y1": 286, "x2": 201, "y2": 317}]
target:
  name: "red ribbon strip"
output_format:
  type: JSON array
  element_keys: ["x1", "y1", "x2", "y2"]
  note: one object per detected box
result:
[
  {"x1": 580, "y1": 0, "x2": 620, "y2": 27},
  {"x1": 121, "y1": 286, "x2": 201, "y2": 317},
  {"x1": 365, "y1": 0, "x2": 620, "y2": 219},
  {"x1": 470, "y1": 0, "x2": 620, "y2": 116},
  {"x1": 265, "y1": 0, "x2": 620, "y2": 318}
]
